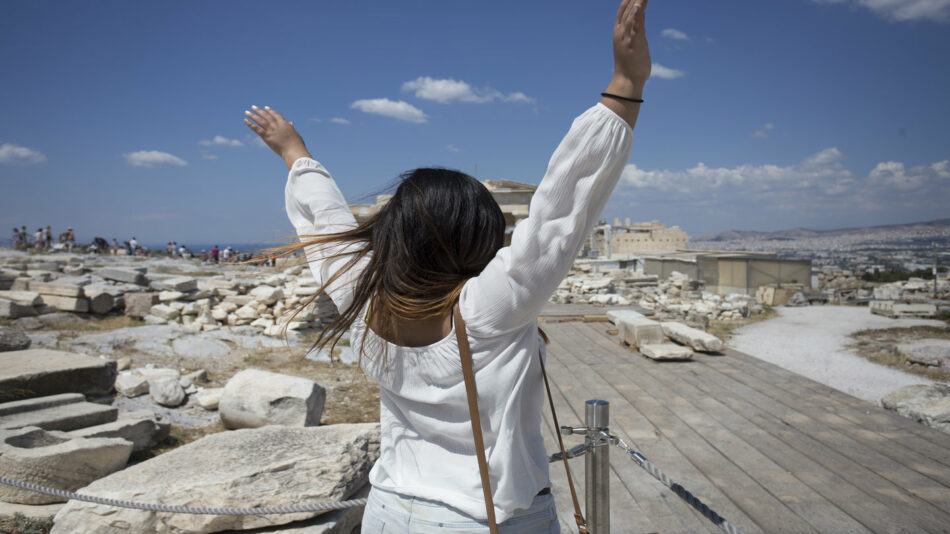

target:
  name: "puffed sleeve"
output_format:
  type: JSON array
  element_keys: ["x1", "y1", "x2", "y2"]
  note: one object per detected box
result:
[{"x1": 460, "y1": 103, "x2": 633, "y2": 334}]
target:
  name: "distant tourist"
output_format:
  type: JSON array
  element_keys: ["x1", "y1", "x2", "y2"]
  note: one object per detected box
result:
[
  {"x1": 129, "y1": 237, "x2": 138, "y2": 256},
  {"x1": 166, "y1": 242, "x2": 174, "y2": 257},
  {"x1": 222, "y1": 246, "x2": 232, "y2": 263},
  {"x1": 33, "y1": 228, "x2": 43, "y2": 252},
  {"x1": 178, "y1": 243, "x2": 186, "y2": 258},
  {"x1": 11, "y1": 228, "x2": 20, "y2": 249},
  {"x1": 211, "y1": 245, "x2": 219, "y2": 263},
  {"x1": 44, "y1": 226, "x2": 52, "y2": 250},
  {"x1": 111, "y1": 238, "x2": 120, "y2": 255},
  {"x1": 64, "y1": 227, "x2": 75, "y2": 253}
]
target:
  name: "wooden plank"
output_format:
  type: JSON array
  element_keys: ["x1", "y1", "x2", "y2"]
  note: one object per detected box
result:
[
  {"x1": 550, "y1": 323, "x2": 769, "y2": 533},
  {"x1": 721, "y1": 348, "x2": 950, "y2": 454},
  {"x1": 540, "y1": 335, "x2": 665, "y2": 533},
  {"x1": 705, "y1": 350, "x2": 950, "y2": 489},
  {"x1": 660, "y1": 358, "x2": 946, "y2": 534},
  {"x1": 545, "y1": 330, "x2": 725, "y2": 533},
  {"x1": 569, "y1": 322, "x2": 877, "y2": 534},
  {"x1": 661, "y1": 350, "x2": 950, "y2": 532},
  {"x1": 700, "y1": 357, "x2": 950, "y2": 512}
]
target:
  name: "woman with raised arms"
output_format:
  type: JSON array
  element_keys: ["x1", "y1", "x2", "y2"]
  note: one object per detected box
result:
[{"x1": 244, "y1": 0, "x2": 651, "y2": 531}]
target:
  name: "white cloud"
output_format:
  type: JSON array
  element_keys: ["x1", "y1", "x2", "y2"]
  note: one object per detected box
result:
[
  {"x1": 754, "y1": 123, "x2": 775, "y2": 138},
  {"x1": 198, "y1": 135, "x2": 243, "y2": 147},
  {"x1": 447, "y1": 144, "x2": 460, "y2": 152},
  {"x1": 650, "y1": 63, "x2": 686, "y2": 79},
  {"x1": 201, "y1": 153, "x2": 219, "y2": 160},
  {"x1": 402, "y1": 76, "x2": 533, "y2": 104},
  {"x1": 330, "y1": 117, "x2": 351, "y2": 125},
  {"x1": 0, "y1": 143, "x2": 46, "y2": 165},
  {"x1": 812, "y1": 0, "x2": 950, "y2": 22},
  {"x1": 124, "y1": 150, "x2": 187, "y2": 167},
  {"x1": 868, "y1": 159, "x2": 950, "y2": 190},
  {"x1": 503, "y1": 92, "x2": 534, "y2": 104},
  {"x1": 619, "y1": 148, "x2": 948, "y2": 214},
  {"x1": 350, "y1": 99, "x2": 427, "y2": 123},
  {"x1": 661, "y1": 28, "x2": 690, "y2": 40}
]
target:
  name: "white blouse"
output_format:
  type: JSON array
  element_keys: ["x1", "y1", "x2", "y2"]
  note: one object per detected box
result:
[{"x1": 284, "y1": 103, "x2": 632, "y2": 522}]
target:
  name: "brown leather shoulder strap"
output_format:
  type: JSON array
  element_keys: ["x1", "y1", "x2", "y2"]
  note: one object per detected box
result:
[
  {"x1": 453, "y1": 304, "x2": 499, "y2": 534},
  {"x1": 538, "y1": 345, "x2": 589, "y2": 534}
]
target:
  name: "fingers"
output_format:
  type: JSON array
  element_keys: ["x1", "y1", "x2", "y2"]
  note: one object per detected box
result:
[
  {"x1": 243, "y1": 118, "x2": 264, "y2": 135},
  {"x1": 263, "y1": 105, "x2": 288, "y2": 123},
  {"x1": 616, "y1": 0, "x2": 631, "y2": 24}
]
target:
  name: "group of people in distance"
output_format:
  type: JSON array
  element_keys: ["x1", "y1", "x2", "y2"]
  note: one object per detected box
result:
[{"x1": 10, "y1": 225, "x2": 74, "y2": 253}]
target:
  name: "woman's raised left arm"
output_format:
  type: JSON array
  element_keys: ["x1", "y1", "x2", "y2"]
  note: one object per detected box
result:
[{"x1": 244, "y1": 105, "x2": 312, "y2": 170}]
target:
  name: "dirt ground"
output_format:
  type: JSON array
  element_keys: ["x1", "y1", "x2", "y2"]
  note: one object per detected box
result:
[{"x1": 847, "y1": 324, "x2": 950, "y2": 381}]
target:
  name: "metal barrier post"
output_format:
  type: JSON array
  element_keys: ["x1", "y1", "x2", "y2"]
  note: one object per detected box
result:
[{"x1": 585, "y1": 399, "x2": 610, "y2": 534}]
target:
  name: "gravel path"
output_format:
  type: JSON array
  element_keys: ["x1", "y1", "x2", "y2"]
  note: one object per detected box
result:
[{"x1": 730, "y1": 305, "x2": 943, "y2": 404}]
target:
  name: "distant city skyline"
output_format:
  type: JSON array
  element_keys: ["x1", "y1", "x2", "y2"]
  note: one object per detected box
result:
[{"x1": 2, "y1": 0, "x2": 948, "y2": 245}]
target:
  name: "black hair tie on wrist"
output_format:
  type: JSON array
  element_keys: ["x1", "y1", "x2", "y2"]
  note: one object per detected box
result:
[{"x1": 601, "y1": 92, "x2": 644, "y2": 103}]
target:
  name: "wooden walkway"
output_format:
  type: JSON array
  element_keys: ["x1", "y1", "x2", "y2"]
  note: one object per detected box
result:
[{"x1": 539, "y1": 320, "x2": 950, "y2": 534}]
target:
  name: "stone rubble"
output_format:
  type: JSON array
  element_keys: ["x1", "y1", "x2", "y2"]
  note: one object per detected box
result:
[
  {"x1": 609, "y1": 310, "x2": 724, "y2": 360},
  {"x1": 554, "y1": 268, "x2": 767, "y2": 325},
  {"x1": 0, "y1": 253, "x2": 339, "y2": 338}
]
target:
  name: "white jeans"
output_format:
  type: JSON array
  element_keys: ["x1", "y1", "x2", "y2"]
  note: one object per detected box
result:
[{"x1": 361, "y1": 486, "x2": 560, "y2": 533}]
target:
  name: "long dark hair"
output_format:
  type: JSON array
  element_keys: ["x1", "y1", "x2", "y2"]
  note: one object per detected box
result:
[{"x1": 276, "y1": 168, "x2": 506, "y2": 358}]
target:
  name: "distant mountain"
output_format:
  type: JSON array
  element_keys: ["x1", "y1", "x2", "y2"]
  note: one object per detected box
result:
[{"x1": 692, "y1": 218, "x2": 950, "y2": 242}]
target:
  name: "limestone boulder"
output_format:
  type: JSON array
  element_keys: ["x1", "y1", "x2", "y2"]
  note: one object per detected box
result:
[
  {"x1": 82, "y1": 284, "x2": 116, "y2": 314},
  {"x1": 0, "y1": 349, "x2": 117, "y2": 403},
  {"x1": 29, "y1": 281, "x2": 85, "y2": 298},
  {"x1": 0, "y1": 299, "x2": 37, "y2": 319},
  {"x1": 220, "y1": 369, "x2": 326, "y2": 429},
  {"x1": 114, "y1": 372, "x2": 149, "y2": 397},
  {"x1": 149, "y1": 376, "x2": 185, "y2": 407},
  {"x1": 99, "y1": 267, "x2": 147, "y2": 286},
  {"x1": 661, "y1": 322, "x2": 724, "y2": 353},
  {"x1": 639, "y1": 343, "x2": 694, "y2": 361},
  {"x1": 881, "y1": 383, "x2": 950, "y2": 435},
  {"x1": 0, "y1": 290, "x2": 42, "y2": 307},
  {"x1": 606, "y1": 308, "x2": 646, "y2": 325},
  {"x1": 38, "y1": 294, "x2": 89, "y2": 313},
  {"x1": 0, "y1": 325, "x2": 31, "y2": 352},
  {"x1": 51, "y1": 423, "x2": 380, "y2": 533},
  {"x1": 250, "y1": 285, "x2": 283, "y2": 306},
  {"x1": 0, "y1": 426, "x2": 132, "y2": 504},
  {"x1": 149, "y1": 303, "x2": 180, "y2": 321},
  {"x1": 124, "y1": 292, "x2": 159, "y2": 318},
  {"x1": 195, "y1": 387, "x2": 223, "y2": 410},
  {"x1": 897, "y1": 339, "x2": 950, "y2": 368},
  {"x1": 152, "y1": 276, "x2": 198, "y2": 293},
  {"x1": 617, "y1": 315, "x2": 665, "y2": 349}
]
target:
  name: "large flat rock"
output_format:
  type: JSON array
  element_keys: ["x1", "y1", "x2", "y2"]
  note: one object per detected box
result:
[
  {"x1": 0, "y1": 426, "x2": 132, "y2": 504},
  {"x1": 52, "y1": 423, "x2": 380, "y2": 534},
  {"x1": 0, "y1": 398, "x2": 118, "y2": 432},
  {"x1": 0, "y1": 349, "x2": 117, "y2": 402}
]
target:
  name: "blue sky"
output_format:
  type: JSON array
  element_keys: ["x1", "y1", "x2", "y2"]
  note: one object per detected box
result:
[{"x1": 1, "y1": 0, "x2": 948, "y2": 246}]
